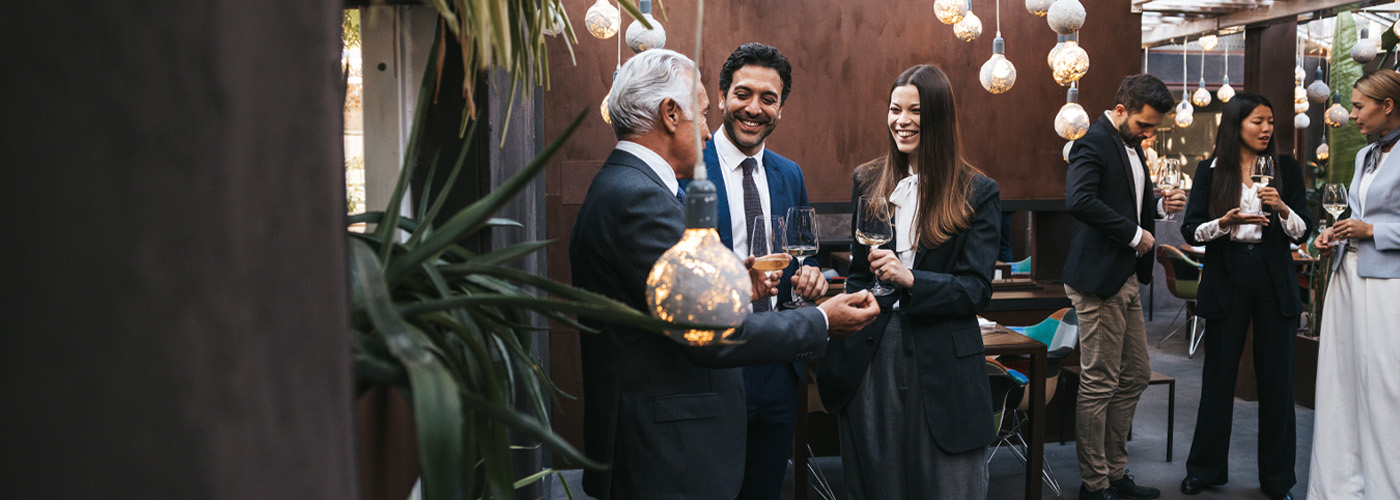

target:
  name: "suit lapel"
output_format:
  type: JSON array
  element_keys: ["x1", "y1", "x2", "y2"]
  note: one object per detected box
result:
[
  {"x1": 763, "y1": 151, "x2": 787, "y2": 220},
  {"x1": 1098, "y1": 116, "x2": 1150, "y2": 223},
  {"x1": 703, "y1": 141, "x2": 734, "y2": 246}
]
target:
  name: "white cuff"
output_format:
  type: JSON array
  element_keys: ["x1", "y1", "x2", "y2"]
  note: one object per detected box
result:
[
  {"x1": 1194, "y1": 218, "x2": 1230, "y2": 243},
  {"x1": 1130, "y1": 227, "x2": 1143, "y2": 249},
  {"x1": 816, "y1": 306, "x2": 829, "y2": 332},
  {"x1": 1281, "y1": 206, "x2": 1307, "y2": 240},
  {"x1": 1157, "y1": 197, "x2": 1168, "y2": 218}
]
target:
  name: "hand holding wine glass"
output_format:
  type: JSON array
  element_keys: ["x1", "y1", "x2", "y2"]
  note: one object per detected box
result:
[
  {"x1": 1155, "y1": 159, "x2": 1181, "y2": 221},
  {"x1": 1321, "y1": 183, "x2": 1350, "y2": 248},
  {"x1": 750, "y1": 215, "x2": 790, "y2": 289},
  {"x1": 855, "y1": 196, "x2": 896, "y2": 296},
  {"x1": 783, "y1": 207, "x2": 820, "y2": 308}
]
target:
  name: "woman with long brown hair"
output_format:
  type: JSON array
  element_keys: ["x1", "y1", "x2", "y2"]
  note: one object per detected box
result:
[
  {"x1": 1177, "y1": 92, "x2": 1310, "y2": 500},
  {"x1": 817, "y1": 64, "x2": 1001, "y2": 498},
  {"x1": 1309, "y1": 69, "x2": 1400, "y2": 499}
]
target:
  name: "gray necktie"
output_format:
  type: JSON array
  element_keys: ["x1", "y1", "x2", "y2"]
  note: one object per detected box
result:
[{"x1": 740, "y1": 157, "x2": 771, "y2": 312}]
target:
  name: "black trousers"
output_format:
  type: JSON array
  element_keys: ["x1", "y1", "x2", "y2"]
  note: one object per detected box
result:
[
  {"x1": 737, "y1": 363, "x2": 801, "y2": 500},
  {"x1": 1185, "y1": 243, "x2": 1297, "y2": 495}
]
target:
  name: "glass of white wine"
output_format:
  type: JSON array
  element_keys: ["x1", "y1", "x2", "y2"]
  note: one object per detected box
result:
[
  {"x1": 750, "y1": 216, "x2": 789, "y2": 275},
  {"x1": 855, "y1": 196, "x2": 896, "y2": 297},
  {"x1": 1322, "y1": 183, "x2": 1349, "y2": 246},
  {"x1": 784, "y1": 207, "x2": 819, "y2": 308},
  {"x1": 1249, "y1": 155, "x2": 1276, "y2": 215},
  {"x1": 1155, "y1": 158, "x2": 1181, "y2": 222}
]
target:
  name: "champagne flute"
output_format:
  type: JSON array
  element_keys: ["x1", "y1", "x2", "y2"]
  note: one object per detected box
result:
[
  {"x1": 1250, "y1": 155, "x2": 1277, "y2": 215},
  {"x1": 1322, "y1": 183, "x2": 1349, "y2": 246},
  {"x1": 855, "y1": 196, "x2": 896, "y2": 297},
  {"x1": 783, "y1": 207, "x2": 820, "y2": 308},
  {"x1": 750, "y1": 216, "x2": 789, "y2": 275},
  {"x1": 1155, "y1": 158, "x2": 1181, "y2": 222}
]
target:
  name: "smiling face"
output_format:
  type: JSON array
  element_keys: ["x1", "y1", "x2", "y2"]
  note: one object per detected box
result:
[
  {"x1": 888, "y1": 84, "x2": 921, "y2": 156},
  {"x1": 1240, "y1": 104, "x2": 1274, "y2": 154},
  {"x1": 1349, "y1": 89, "x2": 1394, "y2": 135},
  {"x1": 720, "y1": 65, "x2": 784, "y2": 156}
]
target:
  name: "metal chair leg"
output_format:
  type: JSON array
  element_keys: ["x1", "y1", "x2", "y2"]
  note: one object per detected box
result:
[
  {"x1": 1187, "y1": 314, "x2": 1205, "y2": 358},
  {"x1": 1156, "y1": 304, "x2": 1188, "y2": 348}
]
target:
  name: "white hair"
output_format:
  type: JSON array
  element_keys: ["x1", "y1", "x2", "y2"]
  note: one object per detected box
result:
[{"x1": 608, "y1": 49, "x2": 697, "y2": 139}]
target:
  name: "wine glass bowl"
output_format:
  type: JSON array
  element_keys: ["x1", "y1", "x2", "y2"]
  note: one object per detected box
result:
[
  {"x1": 1322, "y1": 183, "x2": 1349, "y2": 246},
  {"x1": 1248, "y1": 155, "x2": 1276, "y2": 216},
  {"x1": 1155, "y1": 158, "x2": 1181, "y2": 221},
  {"x1": 750, "y1": 216, "x2": 789, "y2": 274},
  {"x1": 783, "y1": 207, "x2": 819, "y2": 308},
  {"x1": 855, "y1": 196, "x2": 896, "y2": 297}
]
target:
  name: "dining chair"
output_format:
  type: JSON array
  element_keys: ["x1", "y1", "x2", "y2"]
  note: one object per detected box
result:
[{"x1": 1155, "y1": 245, "x2": 1206, "y2": 358}]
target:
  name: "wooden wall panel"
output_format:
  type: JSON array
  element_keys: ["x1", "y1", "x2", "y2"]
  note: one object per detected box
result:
[{"x1": 541, "y1": 0, "x2": 1142, "y2": 452}]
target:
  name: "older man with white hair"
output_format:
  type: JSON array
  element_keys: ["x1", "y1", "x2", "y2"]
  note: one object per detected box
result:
[{"x1": 569, "y1": 49, "x2": 879, "y2": 500}]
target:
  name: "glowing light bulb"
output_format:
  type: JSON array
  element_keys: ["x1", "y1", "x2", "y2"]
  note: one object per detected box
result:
[
  {"x1": 1325, "y1": 93, "x2": 1349, "y2": 128},
  {"x1": 1352, "y1": 27, "x2": 1377, "y2": 63},
  {"x1": 1316, "y1": 142, "x2": 1330, "y2": 161},
  {"x1": 954, "y1": 11, "x2": 983, "y2": 42},
  {"x1": 980, "y1": 36, "x2": 1016, "y2": 94},
  {"x1": 1192, "y1": 79, "x2": 1212, "y2": 107},
  {"x1": 1175, "y1": 100, "x2": 1194, "y2": 128},
  {"x1": 625, "y1": 0, "x2": 666, "y2": 53},
  {"x1": 600, "y1": 94, "x2": 611, "y2": 124},
  {"x1": 1199, "y1": 35, "x2": 1218, "y2": 52},
  {"x1": 1295, "y1": 86, "x2": 1310, "y2": 113},
  {"x1": 646, "y1": 179, "x2": 752, "y2": 346},
  {"x1": 1047, "y1": 34, "x2": 1067, "y2": 68},
  {"x1": 1026, "y1": 0, "x2": 1054, "y2": 17},
  {"x1": 1217, "y1": 76, "x2": 1235, "y2": 103},
  {"x1": 584, "y1": 0, "x2": 620, "y2": 39},
  {"x1": 1047, "y1": 0, "x2": 1086, "y2": 35},
  {"x1": 1296, "y1": 65, "x2": 1307, "y2": 84},
  {"x1": 1307, "y1": 68, "x2": 1330, "y2": 104},
  {"x1": 935, "y1": 0, "x2": 966, "y2": 25},
  {"x1": 1051, "y1": 39, "x2": 1089, "y2": 86},
  {"x1": 1295, "y1": 112, "x2": 1311, "y2": 130},
  {"x1": 1054, "y1": 87, "x2": 1090, "y2": 140}
]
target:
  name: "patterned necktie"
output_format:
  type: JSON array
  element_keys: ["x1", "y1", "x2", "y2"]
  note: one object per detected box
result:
[
  {"x1": 675, "y1": 186, "x2": 685, "y2": 204},
  {"x1": 740, "y1": 157, "x2": 771, "y2": 312},
  {"x1": 1364, "y1": 125, "x2": 1400, "y2": 174}
]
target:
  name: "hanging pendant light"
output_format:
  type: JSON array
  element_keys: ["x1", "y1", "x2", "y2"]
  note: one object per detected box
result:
[
  {"x1": 1352, "y1": 26, "x2": 1378, "y2": 64},
  {"x1": 1047, "y1": 0, "x2": 1085, "y2": 34},
  {"x1": 1027, "y1": 0, "x2": 1054, "y2": 17},
  {"x1": 1047, "y1": 34, "x2": 1067, "y2": 68},
  {"x1": 1054, "y1": 84, "x2": 1090, "y2": 140},
  {"x1": 1295, "y1": 85, "x2": 1310, "y2": 114},
  {"x1": 1296, "y1": 65, "x2": 1307, "y2": 84},
  {"x1": 1307, "y1": 67, "x2": 1331, "y2": 103},
  {"x1": 1316, "y1": 135, "x2": 1330, "y2": 161},
  {"x1": 541, "y1": 2, "x2": 567, "y2": 37},
  {"x1": 1295, "y1": 112, "x2": 1311, "y2": 130},
  {"x1": 954, "y1": 0, "x2": 983, "y2": 42},
  {"x1": 1217, "y1": 37, "x2": 1234, "y2": 103},
  {"x1": 1175, "y1": 40, "x2": 1193, "y2": 128},
  {"x1": 625, "y1": 0, "x2": 666, "y2": 53},
  {"x1": 1199, "y1": 34, "x2": 1218, "y2": 52},
  {"x1": 1325, "y1": 92, "x2": 1349, "y2": 128},
  {"x1": 584, "y1": 0, "x2": 621, "y2": 39},
  {"x1": 935, "y1": 0, "x2": 967, "y2": 25},
  {"x1": 1051, "y1": 34, "x2": 1089, "y2": 86},
  {"x1": 1191, "y1": 41, "x2": 1211, "y2": 107},
  {"x1": 980, "y1": 0, "x2": 1015, "y2": 94}
]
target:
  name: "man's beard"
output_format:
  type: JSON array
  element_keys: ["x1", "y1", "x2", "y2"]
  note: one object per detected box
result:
[{"x1": 1118, "y1": 121, "x2": 1146, "y2": 148}]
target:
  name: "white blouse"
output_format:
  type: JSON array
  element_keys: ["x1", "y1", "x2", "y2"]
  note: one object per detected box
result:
[{"x1": 1193, "y1": 161, "x2": 1306, "y2": 244}]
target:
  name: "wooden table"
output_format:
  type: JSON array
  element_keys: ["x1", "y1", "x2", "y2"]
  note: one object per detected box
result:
[{"x1": 982, "y1": 325, "x2": 1049, "y2": 500}]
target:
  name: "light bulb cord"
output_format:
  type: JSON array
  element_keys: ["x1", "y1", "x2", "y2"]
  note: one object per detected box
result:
[
  {"x1": 1183, "y1": 37, "x2": 1189, "y2": 98},
  {"x1": 995, "y1": 0, "x2": 1001, "y2": 37}
]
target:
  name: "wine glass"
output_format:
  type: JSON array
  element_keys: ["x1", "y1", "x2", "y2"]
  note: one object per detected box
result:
[
  {"x1": 1322, "y1": 183, "x2": 1349, "y2": 247},
  {"x1": 750, "y1": 215, "x2": 789, "y2": 282},
  {"x1": 854, "y1": 196, "x2": 896, "y2": 297},
  {"x1": 1155, "y1": 158, "x2": 1181, "y2": 222},
  {"x1": 783, "y1": 207, "x2": 820, "y2": 308},
  {"x1": 1250, "y1": 155, "x2": 1277, "y2": 215}
]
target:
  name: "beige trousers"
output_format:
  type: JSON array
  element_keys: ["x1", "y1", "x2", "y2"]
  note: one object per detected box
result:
[{"x1": 1066, "y1": 280, "x2": 1152, "y2": 491}]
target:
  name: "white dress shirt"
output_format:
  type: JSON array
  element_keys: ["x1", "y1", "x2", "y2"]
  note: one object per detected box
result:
[
  {"x1": 889, "y1": 169, "x2": 920, "y2": 269},
  {"x1": 615, "y1": 141, "x2": 679, "y2": 197},
  {"x1": 713, "y1": 126, "x2": 772, "y2": 261},
  {"x1": 1193, "y1": 160, "x2": 1306, "y2": 243}
]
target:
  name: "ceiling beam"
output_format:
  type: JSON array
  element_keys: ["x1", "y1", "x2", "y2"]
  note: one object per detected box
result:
[{"x1": 1141, "y1": 0, "x2": 1380, "y2": 46}]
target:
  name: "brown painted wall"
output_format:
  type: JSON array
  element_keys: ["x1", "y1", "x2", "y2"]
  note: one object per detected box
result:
[{"x1": 542, "y1": 0, "x2": 1141, "y2": 453}]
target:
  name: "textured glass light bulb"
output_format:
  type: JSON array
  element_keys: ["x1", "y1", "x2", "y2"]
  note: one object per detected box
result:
[
  {"x1": 1055, "y1": 104, "x2": 1090, "y2": 140},
  {"x1": 1047, "y1": 35, "x2": 1067, "y2": 68},
  {"x1": 1063, "y1": 141, "x2": 1075, "y2": 162},
  {"x1": 1192, "y1": 79, "x2": 1212, "y2": 107},
  {"x1": 1295, "y1": 86, "x2": 1310, "y2": 113},
  {"x1": 954, "y1": 12, "x2": 983, "y2": 42},
  {"x1": 1352, "y1": 28, "x2": 1378, "y2": 64},
  {"x1": 1217, "y1": 76, "x2": 1235, "y2": 103},
  {"x1": 1325, "y1": 94, "x2": 1349, "y2": 128},
  {"x1": 646, "y1": 179, "x2": 753, "y2": 346},
  {"x1": 1047, "y1": 0, "x2": 1086, "y2": 35},
  {"x1": 1296, "y1": 100, "x2": 1311, "y2": 114},
  {"x1": 980, "y1": 36, "x2": 1016, "y2": 94},
  {"x1": 1199, "y1": 35, "x2": 1218, "y2": 52},
  {"x1": 1051, "y1": 40, "x2": 1089, "y2": 86},
  {"x1": 600, "y1": 94, "x2": 611, "y2": 124},
  {"x1": 1175, "y1": 100, "x2": 1194, "y2": 128},
  {"x1": 1295, "y1": 112, "x2": 1311, "y2": 130},
  {"x1": 934, "y1": 0, "x2": 966, "y2": 25},
  {"x1": 1027, "y1": 0, "x2": 1054, "y2": 17},
  {"x1": 541, "y1": 3, "x2": 567, "y2": 36},
  {"x1": 1316, "y1": 142, "x2": 1330, "y2": 161},
  {"x1": 584, "y1": 0, "x2": 620, "y2": 39},
  {"x1": 1296, "y1": 65, "x2": 1307, "y2": 84},
  {"x1": 625, "y1": 12, "x2": 666, "y2": 52},
  {"x1": 1307, "y1": 68, "x2": 1330, "y2": 103}
]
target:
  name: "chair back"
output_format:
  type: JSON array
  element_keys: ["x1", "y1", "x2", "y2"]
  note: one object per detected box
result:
[
  {"x1": 986, "y1": 359, "x2": 1025, "y2": 432},
  {"x1": 1155, "y1": 245, "x2": 1202, "y2": 300},
  {"x1": 1010, "y1": 256, "x2": 1032, "y2": 275}
]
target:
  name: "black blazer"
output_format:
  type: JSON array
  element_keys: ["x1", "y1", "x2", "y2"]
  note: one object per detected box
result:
[
  {"x1": 817, "y1": 170, "x2": 999, "y2": 454},
  {"x1": 569, "y1": 148, "x2": 829, "y2": 500},
  {"x1": 1180, "y1": 155, "x2": 1312, "y2": 319},
  {"x1": 1063, "y1": 115, "x2": 1157, "y2": 298}
]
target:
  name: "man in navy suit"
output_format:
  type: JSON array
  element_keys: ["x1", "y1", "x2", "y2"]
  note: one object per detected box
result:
[{"x1": 698, "y1": 43, "x2": 827, "y2": 500}]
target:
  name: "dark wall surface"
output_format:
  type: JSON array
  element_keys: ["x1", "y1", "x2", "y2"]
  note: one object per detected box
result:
[
  {"x1": 3, "y1": 2, "x2": 356, "y2": 498},
  {"x1": 540, "y1": 0, "x2": 1140, "y2": 455}
]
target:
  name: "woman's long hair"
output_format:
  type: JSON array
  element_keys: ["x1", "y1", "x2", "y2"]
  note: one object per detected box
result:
[
  {"x1": 1208, "y1": 92, "x2": 1277, "y2": 219},
  {"x1": 856, "y1": 64, "x2": 981, "y2": 249}
]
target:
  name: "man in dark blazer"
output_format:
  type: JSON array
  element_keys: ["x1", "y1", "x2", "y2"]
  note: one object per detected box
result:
[
  {"x1": 1063, "y1": 74, "x2": 1184, "y2": 500},
  {"x1": 569, "y1": 49, "x2": 880, "y2": 500},
  {"x1": 687, "y1": 43, "x2": 828, "y2": 500}
]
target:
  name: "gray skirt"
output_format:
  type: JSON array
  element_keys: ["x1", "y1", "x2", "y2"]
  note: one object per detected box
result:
[{"x1": 836, "y1": 312, "x2": 989, "y2": 499}]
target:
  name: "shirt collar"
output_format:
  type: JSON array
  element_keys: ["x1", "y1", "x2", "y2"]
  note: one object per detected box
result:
[
  {"x1": 615, "y1": 141, "x2": 679, "y2": 196},
  {"x1": 713, "y1": 125, "x2": 765, "y2": 172}
]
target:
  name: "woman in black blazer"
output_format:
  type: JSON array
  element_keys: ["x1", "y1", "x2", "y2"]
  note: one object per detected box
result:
[
  {"x1": 1178, "y1": 92, "x2": 1311, "y2": 500},
  {"x1": 817, "y1": 64, "x2": 1000, "y2": 498}
]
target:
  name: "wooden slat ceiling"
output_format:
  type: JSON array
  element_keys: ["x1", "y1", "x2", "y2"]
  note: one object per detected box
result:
[{"x1": 1137, "y1": 0, "x2": 1400, "y2": 47}]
